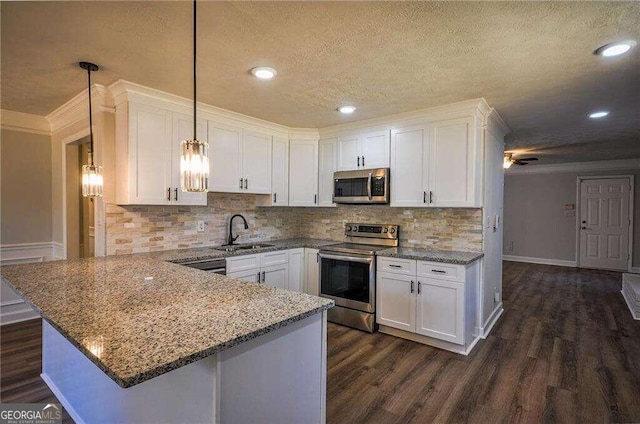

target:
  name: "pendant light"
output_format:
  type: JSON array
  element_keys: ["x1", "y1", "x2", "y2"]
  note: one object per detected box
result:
[
  {"x1": 79, "y1": 61, "x2": 104, "y2": 198},
  {"x1": 180, "y1": 0, "x2": 209, "y2": 192}
]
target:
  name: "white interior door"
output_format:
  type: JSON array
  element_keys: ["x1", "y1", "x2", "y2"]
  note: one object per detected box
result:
[{"x1": 579, "y1": 178, "x2": 631, "y2": 271}]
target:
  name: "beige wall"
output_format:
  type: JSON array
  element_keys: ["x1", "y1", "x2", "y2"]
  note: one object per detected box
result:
[
  {"x1": 0, "y1": 129, "x2": 52, "y2": 244},
  {"x1": 504, "y1": 168, "x2": 640, "y2": 268},
  {"x1": 106, "y1": 192, "x2": 482, "y2": 255}
]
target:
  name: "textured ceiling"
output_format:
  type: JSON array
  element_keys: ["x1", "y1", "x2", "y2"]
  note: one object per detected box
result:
[{"x1": 1, "y1": 1, "x2": 639, "y2": 162}]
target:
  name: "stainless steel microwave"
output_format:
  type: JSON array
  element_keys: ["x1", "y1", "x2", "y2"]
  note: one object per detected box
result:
[{"x1": 333, "y1": 168, "x2": 390, "y2": 204}]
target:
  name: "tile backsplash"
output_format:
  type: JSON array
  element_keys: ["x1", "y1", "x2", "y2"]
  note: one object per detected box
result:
[{"x1": 106, "y1": 193, "x2": 482, "y2": 255}]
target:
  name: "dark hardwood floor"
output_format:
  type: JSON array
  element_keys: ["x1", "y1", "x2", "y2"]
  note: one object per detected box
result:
[{"x1": 2, "y1": 262, "x2": 639, "y2": 423}]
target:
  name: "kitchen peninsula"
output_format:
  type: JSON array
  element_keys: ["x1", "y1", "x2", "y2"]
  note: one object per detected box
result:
[{"x1": 1, "y1": 250, "x2": 333, "y2": 424}]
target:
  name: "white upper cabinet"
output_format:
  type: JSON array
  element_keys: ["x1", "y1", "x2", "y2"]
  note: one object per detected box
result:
[
  {"x1": 270, "y1": 137, "x2": 289, "y2": 206},
  {"x1": 429, "y1": 117, "x2": 478, "y2": 207},
  {"x1": 390, "y1": 125, "x2": 430, "y2": 207},
  {"x1": 208, "y1": 123, "x2": 272, "y2": 194},
  {"x1": 361, "y1": 130, "x2": 390, "y2": 169},
  {"x1": 242, "y1": 131, "x2": 272, "y2": 194},
  {"x1": 390, "y1": 117, "x2": 480, "y2": 208},
  {"x1": 336, "y1": 130, "x2": 390, "y2": 171},
  {"x1": 208, "y1": 122, "x2": 243, "y2": 193},
  {"x1": 289, "y1": 139, "x2": 318, "y2": 207},
  {"x1": 115, "y1": 102, "x2": 206, "y2": 205},
  {"x1": 318, "y1": 138, "x2": 337, "y2": 207},
  {"x1": 172, "y1": 113, "x2": 208, "y2": 205}
]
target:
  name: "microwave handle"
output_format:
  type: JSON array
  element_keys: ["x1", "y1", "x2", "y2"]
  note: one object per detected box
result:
[{"x1": 367, "y1": 172, "x2": 372, "y2": 200}]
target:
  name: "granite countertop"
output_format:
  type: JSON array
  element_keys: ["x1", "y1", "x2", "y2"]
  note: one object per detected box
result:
[
  {"x1": 376, "y1": 247, "x2": 484, "y2": 265},
  {"x1": 157, "y1": 238, "x2": 338, "y2": 263},
  {"x1": 0, "y1": 243, "x2": 334, "y2": 388}
]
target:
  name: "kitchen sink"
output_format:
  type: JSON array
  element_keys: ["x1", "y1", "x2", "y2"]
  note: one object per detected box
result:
[{"x1": 212, "y1": 243, "x2": 274, "y2": 252}]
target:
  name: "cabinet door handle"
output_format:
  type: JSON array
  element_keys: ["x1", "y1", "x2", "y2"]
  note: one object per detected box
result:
[
  {"x1": 418, "y1": 281, "x2": 422, "y2": 294},
  {"x1": 389, "y1": 264, "x2": 402, "y2": 268},
  {"x1": 314, "y1": 194, "x2": 317, "y2": 204},
  {"x1": 431, "y1": 269, "x2": 446, "y2": 274},
  {"x1": 410, "y1": 280, "x2": 415, "y2": 293},
  {"x1": 316, "y1": 252, "x2": 320, "y2": 263},
  {"x1": 174, "y1": 188, "x2": 178, "y2": 201},
  {"x1": 357, "y1": 156, "x2": 360, "y2": 167},
  {"x1": 273, "y1": 193, "x2": 277, "y2": 203},
  {"x1": 257, "y1": 272, "x2": 260, "y2": 283},
  {"x1": 423, "y1": 191, "x2": 427, "y2": 204},
  {"x1": 430, "y1": 191, "x2": 434, "y2": 204},
  {"x1": 167, "y1": 188, "x2": 171, "y2": 201},
  {"x1": 362, "y1": 156, "x2": 365, "y2": 167},
  {"x1": 240, "y1": 178, "x2": 243, "y2": 189},
  {"x1": 244, "y1": 178, "x2": 248, "y2": 189},
  {"x1": 262, "y1": 271, "x2": 265, "y2": 283}
]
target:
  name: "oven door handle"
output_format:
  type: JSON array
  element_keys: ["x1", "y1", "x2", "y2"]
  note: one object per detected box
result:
[
  {"x1": 367, "y1": 172, "x2": 372, "y2": 201},
  {"x1": 319, "y1": 253, "x2": 373, "y2": 264}
]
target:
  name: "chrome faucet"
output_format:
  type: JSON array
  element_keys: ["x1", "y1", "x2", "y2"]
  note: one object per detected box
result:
[{"x1": 227, "y1": 214, "x2": 249, "y2": 245}]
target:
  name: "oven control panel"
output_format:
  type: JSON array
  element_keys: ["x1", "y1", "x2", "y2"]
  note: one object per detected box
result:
[{"x1": 345, "y1": 223, "x2": 399, "y2": 239}]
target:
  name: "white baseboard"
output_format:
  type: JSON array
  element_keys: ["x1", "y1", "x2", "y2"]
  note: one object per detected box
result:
[
  {"x1": 1, "y1": 242, "x2": 59, "y2": 326},
  {"x1": 41, "y1": 373, "x2": 86, "y2": 424},
  {"x1": 378, "y1": 325, "x2": 481, "y2": 355},
  {"x1": 503, "y1": 255, "x2": 577, "y2": 268},
  {"x1": 480, "y1": 303, "x2": 503, "y2": 339},
  {"x1": 630, "y1": 266, "x2": 640, "y2": 274},
  {"x1": 621, "y1": 289, "x2": 640, "y2": 321}
]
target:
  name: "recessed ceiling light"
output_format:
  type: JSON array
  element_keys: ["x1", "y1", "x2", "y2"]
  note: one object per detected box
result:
[
  {"x1": 594, "y1": 40, "x2": 636, "y2": 57},
  {"x1": 250, "y1": 67, "x2": 277, "y2": 79},
  {"x1": 589, "y1": 111, "x2": 609, "y2": 119},
  {"x1": 338, "y1": 105, "x2": 356, "y2": 114}
]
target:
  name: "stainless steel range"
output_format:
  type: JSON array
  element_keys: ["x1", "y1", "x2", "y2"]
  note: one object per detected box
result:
[{"x1": 319, "y1": 223, "x2": 399, "y2": 333}]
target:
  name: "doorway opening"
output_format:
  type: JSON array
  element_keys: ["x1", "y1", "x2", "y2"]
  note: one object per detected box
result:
[
  {"x1": 65, "y1": 137, "x2": 95, "y2": 259},
  {"x1": 577, "y1": 175, "x2": 634, "y2": 271}
]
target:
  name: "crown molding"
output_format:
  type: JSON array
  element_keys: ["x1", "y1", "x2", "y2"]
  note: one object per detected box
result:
[
  {"x1": 505, "y1": 158, "x2": 640, "y2": 175},
  {"x1": 318, "y1": 98, "x2": 491, "y2": 138},
  {"x1": 108, "y1": 79, "x2": 291, "y2": 137},
  {"x1": 0, "y1": 110, "x2": 51, "y2": 135},
  {"x1": 486, "y1": 108, "x2": 511, "y2": 139},
  {"x1": 46, "y1": 84, "x2": 114, "y2": 133},
  {"x1": 289, "y1": 128, "x2": 320, "y2": 140}
]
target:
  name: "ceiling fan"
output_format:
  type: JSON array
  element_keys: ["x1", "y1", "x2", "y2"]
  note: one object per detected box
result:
[{"x1": 503, "y1": 153, "x2": 538, "y2": 168}]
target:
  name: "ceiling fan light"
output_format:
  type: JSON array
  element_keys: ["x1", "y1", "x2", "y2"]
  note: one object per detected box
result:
[{"x1": 503, "y1": 154, "x2": 513, "y2": 169}]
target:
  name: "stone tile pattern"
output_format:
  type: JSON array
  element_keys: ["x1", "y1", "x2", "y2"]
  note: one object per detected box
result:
[
  {"x1": 107, "y1": 193, "x2": 483, "y2": 255},
  {"x1": 0, "y1": 253, "x2": 333, "y2": 388},
  {"x1": 377, "y1": 247, "x2": 484, "y2": 265}
]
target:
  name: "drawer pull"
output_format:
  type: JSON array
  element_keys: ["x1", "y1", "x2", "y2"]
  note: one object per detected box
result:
[
  {"x1": 389, "y1": 264, "x2": 402, "y2": 268},
  {"x1": 431, "y1": 269, "x2": 446, "y2": 273},
  {"x1": 410, "y1": 280, "x2": 414, "y2": 293}
]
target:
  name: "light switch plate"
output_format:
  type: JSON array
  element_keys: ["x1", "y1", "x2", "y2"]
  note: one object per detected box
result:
[{"x1": 197, "y1": 221, "x2": 205, "y2": 232}]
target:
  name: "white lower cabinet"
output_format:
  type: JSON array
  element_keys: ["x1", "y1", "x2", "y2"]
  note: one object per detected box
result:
[
  {"x1": 226, "y1": 252, "x2": 288, "y2": 288},
  {"x1": 376, "y1": 272, "x2": 416, "y2": 332},
  {"x1": 304, "y1": 249, "x2": 320, "y2": 296},
  {"x1": 415, "y1": 278, "x2": 464, "y2": 344},
  {"x1": 288, "y1": 249, "x2": 304, "y2": 292},
  {"x1": 377, "y1": 257, "x2": 479, "y2": 352}
]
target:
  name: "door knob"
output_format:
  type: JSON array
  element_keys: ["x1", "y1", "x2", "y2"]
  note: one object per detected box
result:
[
  {"x1": 581, "y1": 226, "x2": 586, "y2": 230},
  {"x1": 581, "y1": 220, "x2": 586, "y2": 224}
]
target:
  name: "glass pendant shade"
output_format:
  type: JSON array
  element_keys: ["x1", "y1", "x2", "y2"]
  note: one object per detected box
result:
[
  {"x1": 82, "y1": 164, "x2": 104, "y2": 197},
  {"x1": 180, "y1": 139, "x2": 209, "y2": 192}
]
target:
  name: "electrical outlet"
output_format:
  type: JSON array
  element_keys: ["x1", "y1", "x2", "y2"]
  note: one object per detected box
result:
[
  {"x1": 275, "y1": 218, "x2": 283, "y2": 228},
  {"x1": 197, "y1": 221, "x2": 205, "y2": 232},
  {"x1": 494, "y1": 291, "x2": 501, "y2": 303},
  {"x1": 507, "y1": 241, "x2": 514, "y2": 253}
]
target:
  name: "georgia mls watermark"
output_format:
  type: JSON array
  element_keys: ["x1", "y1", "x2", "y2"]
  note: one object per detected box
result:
[{"x1": 0, "y1": 403, "x2": 62, "y2": 424}]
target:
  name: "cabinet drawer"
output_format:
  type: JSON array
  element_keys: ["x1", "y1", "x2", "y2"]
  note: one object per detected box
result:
[
  {"x1": 226, "y1": 254, "x2": 260, "y2": 273},
  {"x1": 261, "y1": 251, "x2": 288, "y2": 267},
  {"x1": 417, "y1": 261, "x2": 463, "y2": 282},
  {"x1": 377, "y1": 257, "x2": 416, "y2": 275}
]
